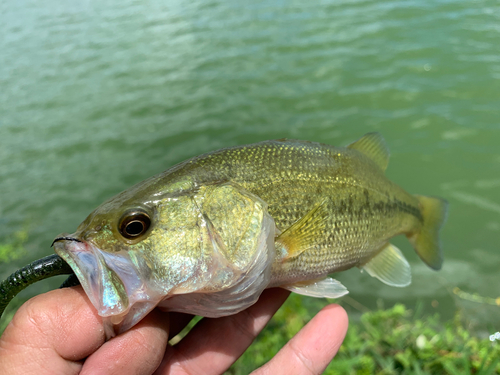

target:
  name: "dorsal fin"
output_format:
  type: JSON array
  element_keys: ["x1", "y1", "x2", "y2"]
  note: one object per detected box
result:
[{"x1": 347, "y1": 132, "x2": 390, "y2": 171}]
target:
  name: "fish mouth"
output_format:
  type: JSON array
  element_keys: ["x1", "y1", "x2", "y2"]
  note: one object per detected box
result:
[
  {"x1": 52, "y1": 236, "x2": 84, "y2": 246},
  {"x1": 53, "y1": 234, "x2": 163, "y2": 334}
]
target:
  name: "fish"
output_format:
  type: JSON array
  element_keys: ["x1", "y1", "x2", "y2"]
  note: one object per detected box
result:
[{"x1": 51, "y1": 133, "x2": 447, "y2": 337}]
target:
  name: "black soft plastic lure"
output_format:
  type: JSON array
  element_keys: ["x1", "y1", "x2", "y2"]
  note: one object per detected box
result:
[{"x1": 0, "y1": 254, "x2": 78, "y2": 321}]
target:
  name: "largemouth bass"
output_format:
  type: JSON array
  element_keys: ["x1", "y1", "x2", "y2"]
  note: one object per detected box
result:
[{"x1": 50, "y1": 133, "x2": 447, "y2": 336}]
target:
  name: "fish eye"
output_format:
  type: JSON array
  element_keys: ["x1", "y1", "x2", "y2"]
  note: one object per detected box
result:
[{"x1": 119, "y1": 210, "x2": 151, "y2": 239}]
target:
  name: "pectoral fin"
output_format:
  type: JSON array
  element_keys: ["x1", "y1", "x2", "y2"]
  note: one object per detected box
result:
[
  {"x1": 276, "y1": 199, "x2": 330, "y2": 260},
  {"x1": 283, "y1": 277, "x2": 349, "y2": 298},
  {"x1": 361, "y1": 243, "x2": 411, "y2": 287},
  {"x1": 347, "y1": 132, "x2": 390, "y2": 172}
]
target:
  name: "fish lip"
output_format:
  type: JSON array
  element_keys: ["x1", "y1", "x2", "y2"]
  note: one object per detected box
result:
[
  {"x1": 51, "y1": 236, "x2": 83, "y2": 247},
  {"x1": 53, "y1": 236, "x2": 126, "y2": 316},
  {"x1": 54, "y1": 234, "x2": 165, "y2": 327},
  {"x1": 54, "y1": 234, "x2": 169, "y2": 336},
  {"x1": 53, "y1": 234, "x2": 160, "y2": 320}
]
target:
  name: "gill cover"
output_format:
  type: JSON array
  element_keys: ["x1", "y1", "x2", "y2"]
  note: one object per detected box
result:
[{"x1": 158, "y1": 183, "x2": 276, "y2": 317}]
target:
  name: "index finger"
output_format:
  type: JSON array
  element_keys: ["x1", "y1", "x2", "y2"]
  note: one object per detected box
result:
[{"x1": 254, "y1": 304, "x2": 348, "y2": 375}]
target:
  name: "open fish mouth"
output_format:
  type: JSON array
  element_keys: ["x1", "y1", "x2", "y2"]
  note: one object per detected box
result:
[{"x1": 53, "y1": 234, "x2": 162, "y2": 334}]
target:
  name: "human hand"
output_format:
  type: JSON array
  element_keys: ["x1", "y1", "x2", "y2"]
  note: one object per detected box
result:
[{"x1": 0, "y1": 286, "x2": 348, "y2": 374}]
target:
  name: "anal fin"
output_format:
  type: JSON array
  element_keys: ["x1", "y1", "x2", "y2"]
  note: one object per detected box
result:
[
  {"x1": 361, "y1": 243, "x2": 411, "y2": 287},
  {"x1": 283, "y1": 277, "x2": 349, "y2": 299}
]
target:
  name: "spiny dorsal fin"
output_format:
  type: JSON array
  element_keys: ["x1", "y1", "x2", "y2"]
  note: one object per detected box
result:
[
  {"x1": 283, "y1": 277, "x2": 349, "y2": 299},
  {"x1": 347, "y1": 132, "x2": 390, "y2": 171},
  {"x1": 361, "y1": 243, "x2": 411, "y2": 287},
  {"x1": 276, "y1": 199, "x2": 330, "y2": 260}
]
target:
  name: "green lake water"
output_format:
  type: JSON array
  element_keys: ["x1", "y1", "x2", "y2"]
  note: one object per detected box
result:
[{"x1": 1, "y1": 0, "x2": 499, "y2": 331}]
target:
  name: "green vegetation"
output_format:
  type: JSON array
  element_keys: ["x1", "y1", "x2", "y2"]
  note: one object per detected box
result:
[
  {"x1": 0, "y1": 230, "x2": 29, "y2": 334},
  {"x1": 228, "y1": 294, "x2": 500, "y2": 375},
  {"x1": 0, "y1": 229, "x2": 28, "y2": 263}
]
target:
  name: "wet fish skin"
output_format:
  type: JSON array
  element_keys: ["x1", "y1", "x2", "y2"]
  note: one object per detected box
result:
[{"x1": 54, "y1": 133, "x2": 447, "y2": 336}]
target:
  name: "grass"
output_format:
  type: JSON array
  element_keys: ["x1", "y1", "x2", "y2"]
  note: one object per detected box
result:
[
  {"x1": 0, "y1": 230, "x2": 29, "y2": 334},
  {"x1": 226, "y1": 295, "x2": 500, "y2": 375},
  {"x1": 0, "y1": 229, "x2": 28, "y2": 264}
]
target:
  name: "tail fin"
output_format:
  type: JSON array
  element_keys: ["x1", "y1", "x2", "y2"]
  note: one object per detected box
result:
[{"x1": 408, "y1": 195, "x2": 448, "y2": 270}]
